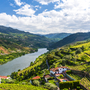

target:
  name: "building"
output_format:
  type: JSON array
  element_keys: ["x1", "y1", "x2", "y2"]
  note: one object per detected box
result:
[
  {"x1": 30, "y1": 76, "x2": 40, "y2": 84},
  {"x1": 50, "y1": 66, "x2": 68, "y2": 75},
  {"x1": 0, "y1": 76, "x2": 10, "y2": 79},
  {"x1": 44, "y1": 74, "x2": 52, "y2": 82}
]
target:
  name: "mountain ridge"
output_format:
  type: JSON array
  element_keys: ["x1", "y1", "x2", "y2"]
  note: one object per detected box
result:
[{"x1": 50, "y1": 32, "x2": 90, "y2": 49}]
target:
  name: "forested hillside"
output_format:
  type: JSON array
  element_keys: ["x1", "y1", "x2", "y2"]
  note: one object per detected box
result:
[
  {"x1": 11, "y1": 40, "x2": 90, "y2": 90},
  {"x1": 0, "y1": 31, "x2": 36, "y2": 64},
  {"x1": 0, "y1": 26, "x2": 52, "y2": 48},
  {"x1": 44, "y1": 33, "x2": 71, "y2": 42},
  {"x1": 50, "y1": 32, "x2": 90, "y2": 49}
]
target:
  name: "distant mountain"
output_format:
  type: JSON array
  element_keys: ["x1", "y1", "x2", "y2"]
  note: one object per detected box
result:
[
  {"x1": 50, "y1": 32, "x2": 90, "y2": 49},
  {"x1": 44, "y1": 33, "x2": 71, "y2": 42},
  {"x1": 0, "y1": 26, "x2": 52, "y2": 48}
]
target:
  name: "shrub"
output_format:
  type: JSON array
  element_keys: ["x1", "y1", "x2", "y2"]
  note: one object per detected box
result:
[
  {"x1": 44, "y1": 83, "x2": 58, "y2": 90},
  {"x1": 59, "y1": 80, "x2": 80, "y2": 89},
  {"x1": 60, "y1": 74, "x2": 63, "y2": 78},
  {"x1": 48, "y1": 77, "x2": 54, "y2": 80},
  {"x1": 73, "y1": 81, "x2": 80, "y2": 88},
  {"x1": 75, "y1": 48, "x2": 82, "y2": 54},
  {"x1": 81, "y1": 46, "x2": 85, "y2": 51},
  {"x1": 22, "y1": 82, "x2": 26, "y2": 85},
  {"x1": 66, "y1": 70, "x2": 72, "y2": 74},
  {"x1": 33, "y1": 80, "x2": 40, "y2": 86}
]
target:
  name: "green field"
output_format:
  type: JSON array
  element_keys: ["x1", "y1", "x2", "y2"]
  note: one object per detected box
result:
[{"x1": 0, "y1": 84, "x2": 48, "y2": 90}]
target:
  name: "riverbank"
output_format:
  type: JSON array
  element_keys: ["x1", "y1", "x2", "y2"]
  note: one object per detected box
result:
[
  {"x1": 0, "y1": 48, "x2": 48, "y2": 76},
  {"x1": 0, "y1": 48, "x2": 38, "y2": 65}
]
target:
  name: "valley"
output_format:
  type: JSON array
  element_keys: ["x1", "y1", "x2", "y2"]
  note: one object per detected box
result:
[{"x1": 0, "y1": 26, "x2": 90, "y2": 90}]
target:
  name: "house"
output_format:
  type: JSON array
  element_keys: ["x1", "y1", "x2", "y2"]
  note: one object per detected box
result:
[
  {"x1": 32, "y1": 76, "x2": 40, "y2": 80},
  {"x1": 30, "y1": 76, "x2": 40, "y2": 84},
  {"x1": 50, "y1": 66, "x2": 68, "y2": 75},
  {"x1": 44, "y1": 74, "x2": 52, "y2": 82},
  {"x1": 0, "y1": 76, "x2": 10, "y2": 79}
]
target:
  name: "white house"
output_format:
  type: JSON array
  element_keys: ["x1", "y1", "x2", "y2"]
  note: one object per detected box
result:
[{"x1": 50, "y1": 66, "x2": 68, "y2": 75}]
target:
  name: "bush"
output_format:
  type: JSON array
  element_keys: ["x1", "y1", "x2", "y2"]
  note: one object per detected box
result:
[
  {"x1": 22, "y1": 82, "x2": 26, "y2": 85},
  {"x1": 59, "y1": 80, "x2": 80, "y2": 89},
  {"x1": 76, "y1": 48, "x2": 82, "y2": 54},
  {"x1": 44, "y1": 83, "x2": 58, "y2": 90},
  {"x1": 60, "y1": 74, "x2": 63, "y2": 78},
  {"x1": 33, "y1": 80, "x2": 40, "y2": 86},
  {"x1": 66, "y1": 70, "x2": 72, "y2": 74},
  {"x1": 48, "y1": 77, "x2": 54, "y2": 80}
]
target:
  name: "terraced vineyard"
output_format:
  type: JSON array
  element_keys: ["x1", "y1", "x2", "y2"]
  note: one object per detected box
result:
[
  {"x1": 80, "y1": 77, "x2": 90, "y2": 90},
  {"x1": 0, "y1": 84, "x2": 48, "y2": 90},
  {"x1": 11, "y1": 40, "x2": 90, "y2": 89}
]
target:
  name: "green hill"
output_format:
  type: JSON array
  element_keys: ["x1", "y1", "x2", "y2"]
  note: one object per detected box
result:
[
  {"x1": 44, "y1": 33, "x2": 71, "y2": 42},
  {"x1": 11, "y1": 40, "x2": 90, "y2": 89},
  {"x1": 0, "y1": 25, "x2": 52, "y2": 48},
  {"x1": 0, "y1": 33, "x2": 34, "y2": 64},
  {"x1": 50, "y1": 32, "x2": 90, "y2": 49}
]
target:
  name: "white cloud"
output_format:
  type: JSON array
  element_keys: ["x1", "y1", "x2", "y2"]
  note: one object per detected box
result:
[
  {"x1": 14, "y1": 0, "x2": 24, "y2": 6},
  {"x1": 14, "y1": 4, "x2": 35, "y2": 16},
  {"x1": 10, "y1": 3, "x2": 15, "y2": 7},
  {"x1": 35, "y1": 0, "x2": 60, "y2": 5},
  {"x1": 1, "y1": 0, "x2": 90, "y2": 34}
]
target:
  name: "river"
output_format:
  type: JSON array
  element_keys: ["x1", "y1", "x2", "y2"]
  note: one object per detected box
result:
[{"x1": 0, "y1": 48, "x2": 48, "y2": 76}]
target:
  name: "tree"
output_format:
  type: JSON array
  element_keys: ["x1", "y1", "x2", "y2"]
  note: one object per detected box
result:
[
  {"x1": 76, "y1": 48, "x2": 82, "y2": 54},
  {"x1": 33, "y1": 80, "x2": 40, "y2": 86},
  {"x1": 81, "y1": 46, "x2": 85, "y2": 51},
  {"x1": 30, "y1": 62, "x2": 33, "y2": 66}
]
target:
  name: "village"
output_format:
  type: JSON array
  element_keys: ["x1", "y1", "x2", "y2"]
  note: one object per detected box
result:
[{"x1": 0, "y1": 58, "x2": 81, "y2": 90}]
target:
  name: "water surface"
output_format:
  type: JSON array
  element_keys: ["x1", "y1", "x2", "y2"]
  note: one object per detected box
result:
[{"x1": 0, "y1": 48, "x2": 48, "y2": 76}]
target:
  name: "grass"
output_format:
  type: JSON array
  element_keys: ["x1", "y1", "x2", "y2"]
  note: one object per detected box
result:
[
  {"x1": 0, "y1": 84, "x2": 48, "y2": 90},
  {"x1": 67, "y1": 74, "x2": 82, "y2": 80},
  {"x1": 48, "y1": 80, "x2": 56, "y2": 85}
]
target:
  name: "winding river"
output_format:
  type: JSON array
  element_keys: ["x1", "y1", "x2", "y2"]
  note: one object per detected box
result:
[{"x1": 0, "y1": 48, "x2": 48, "y2": 76}]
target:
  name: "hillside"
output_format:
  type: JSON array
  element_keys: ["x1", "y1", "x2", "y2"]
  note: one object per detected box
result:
[
  {"x1": 11, "y1": 40, "x2": 90, "y2": 89},
  {"x1": 50, "y1": 32, "x2": 90, "y2": 49},
  {"x1": 0, "y1": 32, "x2": 36, "y2": 64},
  {"x1": 0, "y1": 26, "x2": 52, "y2": 48},
  {"x1": 44, "y1": 33, "x2": 71, "y2": 42},
  {"x1": 0, "y1": 84, "x2": 48, "y2": 90}
]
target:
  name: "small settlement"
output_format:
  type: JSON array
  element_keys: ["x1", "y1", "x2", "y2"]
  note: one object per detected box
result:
[{"x1": 30, "y1": 66, "x2": 74, "y2": 86}]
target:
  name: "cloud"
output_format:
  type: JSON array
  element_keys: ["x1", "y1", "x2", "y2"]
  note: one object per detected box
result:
[
  {"x1": 14, "y1": 4, "x2": 35, "y2": 16},
  {"x1": 14, "y1": 0, "x2": 24, "y2": 6},
  {"x1": 1, "y1": 0, "x2": 90, "y2": 34},
  {"x1": 10, "y1": 3, "x2": 15, "y2": 7},
  {"x1": 35, "y1": 0, "x2": 60, "y2": 5}
]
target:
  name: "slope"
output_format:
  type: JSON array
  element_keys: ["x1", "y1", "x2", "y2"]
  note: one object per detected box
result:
[
  {"x1": 0, "y1": 25, "x2": 52, "y2": 48},
  {"x1": 50, "y1": 32, "x2": 90, "y2": 49},
  {"x1": 44, "y1": 33, "x2": 71, "y2": 42},
  {"x1": 11, "y1": 40, "x2": 90, "y2": 89}
]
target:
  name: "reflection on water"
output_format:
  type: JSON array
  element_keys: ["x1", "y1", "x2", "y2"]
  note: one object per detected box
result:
[{"x1": 0, "y1": 48, "x2": 48, "y2": 76}]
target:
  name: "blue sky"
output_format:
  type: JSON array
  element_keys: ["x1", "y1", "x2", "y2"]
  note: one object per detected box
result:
[{"x1": 0, "y1": 0, "x2": 90, "y2": 34}]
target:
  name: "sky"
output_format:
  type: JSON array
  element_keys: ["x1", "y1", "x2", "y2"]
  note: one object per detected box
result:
[{"x1": 0, "y1": 0, "x2": 90, "y2": 34}]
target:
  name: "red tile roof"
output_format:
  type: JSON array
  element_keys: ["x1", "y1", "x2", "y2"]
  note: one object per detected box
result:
[
  {"x1": 44, "y1": 75, "x2": 51, "y2": 78},
  {"x1": 32, "y1": 76, "x2": 40, "y2": 80},
  {"x1": 50, "y1": 66, "x2": 68, "y2": 72},
  {"x1": 0, "y1": 76, "x2": 8, "y2": 79}
]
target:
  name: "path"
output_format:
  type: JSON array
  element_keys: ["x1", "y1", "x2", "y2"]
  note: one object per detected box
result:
[{"x1": 46, "y1": 60, "x2": 50, "y2": 70}]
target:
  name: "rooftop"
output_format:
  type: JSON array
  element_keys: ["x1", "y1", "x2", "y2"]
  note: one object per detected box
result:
[
  {"x1": 50, "y1": 66, "x2": 68, "y2": 72},
  {"x1": 32, "y1": 76, "x2": 40, "y2": 80},
  {"x1": 44, "y1": 74, "x2": 51, "y2": 78},
  {"x1": 0, "y1": 76, "x2": 8, "y2": 79}
]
